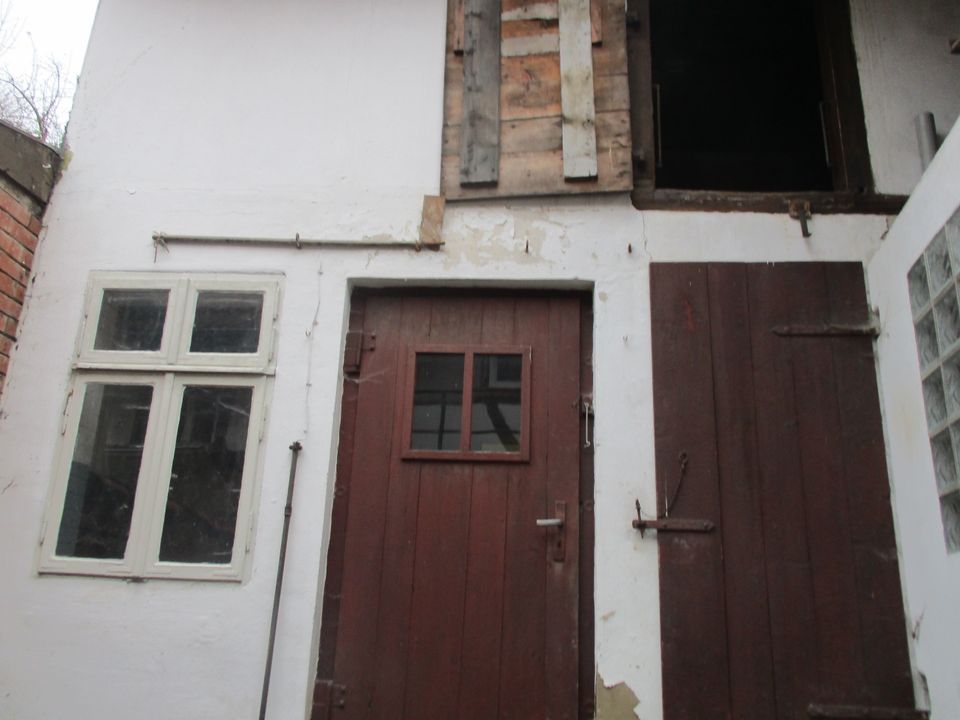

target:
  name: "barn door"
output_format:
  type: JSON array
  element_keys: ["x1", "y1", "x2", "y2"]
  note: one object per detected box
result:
[
  {"x1": 313, "y1": 290, "x2": 592, "y2": 720},
  {"x1": 650, "y1": 264, "x2": 918, "y2": 720}
]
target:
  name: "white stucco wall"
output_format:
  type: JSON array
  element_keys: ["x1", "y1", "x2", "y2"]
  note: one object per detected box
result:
[
  {"x1": 0, "y1": 2, "x2": 957, "y2": 719},
  {"x1": 851, "y1": 0, "x2": 960, "y2": 196},
  {"x1": 867, "y1": 117, "x2": 960, "y2": 720}
]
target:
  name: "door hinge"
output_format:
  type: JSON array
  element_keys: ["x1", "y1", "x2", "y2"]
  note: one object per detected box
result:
[
  {"x1": 807, "y1": 703, "x2": 929, "y2": 719},
  {"x1": 343, "y1": 331, "x2": 376, "y2": 374},
  {"x1": 312, "y1": 679, "x2": 347, "y2": 720}
]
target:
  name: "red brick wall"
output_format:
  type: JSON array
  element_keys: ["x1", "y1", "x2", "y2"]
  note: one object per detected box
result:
[{"x1": 0, "y1": 187, "x2": 42, "y2": 395}]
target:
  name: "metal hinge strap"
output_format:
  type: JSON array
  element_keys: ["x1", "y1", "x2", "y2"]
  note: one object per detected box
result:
[
  {"x1": 807, "y1": 703, "x2": 929, "y2": 719},
  {"x1": 311, "y1": 679, "x2": 347, "y2": 720},
  {"x1": 343, "y1": 331, "x2": 376, "y2": 373}
]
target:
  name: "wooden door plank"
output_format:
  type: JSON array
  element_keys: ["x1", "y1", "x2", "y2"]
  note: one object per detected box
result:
[
  {"x1": 498, "y1": 298, "x2": 551, "y2": 720},
  {"x1": 787, "y1": 265, "x2": 868, "y2": 705},
  {"x1": 747, "y1": 264, "x2": 822, "y2": 717},
  {"x1": 367, "y1": 297, "x2": 434, "y2": 719},
  {"x1": 403, "y1": 297, "x2": 484, "y2": 719},
  {"x1": 578, "y1": 296, "x2": 596, "y2": 720},
  {"x1": 456, "y1": 297, "x2": 515, "y2": 720},
  {"x1": 545, "y1": 297, "x2": 581, "y2": 720},
  {"x1": 558, "y1": 0, "x2": 599, "y2": 178},
  {"x1": 705, "y1": 265, "x2": 777, "y2": 719},
  {"x1": 825, "y1": 265, "x2": 914, "y2": 706},
  {"x1": 330, "y1": 295, "x2": 405, "y2": 720},
  {"x1": 460, "y1": 0, "x2": 501, "y2": 186},
  {"x1": 315, "y1": 294, "x2": 367, "y2": 685},
  {"x1": 650, "y1": 264, "x2": 731, "y2": 719}
]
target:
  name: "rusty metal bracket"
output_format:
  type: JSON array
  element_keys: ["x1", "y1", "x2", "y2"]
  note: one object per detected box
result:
[
  {"x1": 788, "y1": 199, "x2": 813, "y2": 238},
  {"x1": 312, "y1": 680, "x2": 347, "y2": 720},
  {"x1": 632, "y1": 499, "x2": 715, "y2": 537},
  {"x1": 343, "y1": 331, "x2": 376, "y2": 373}
]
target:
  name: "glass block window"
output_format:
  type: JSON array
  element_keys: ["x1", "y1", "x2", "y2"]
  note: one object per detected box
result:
[{"x1": 911, "y1": 203, "x2": 960, "y2": 552}]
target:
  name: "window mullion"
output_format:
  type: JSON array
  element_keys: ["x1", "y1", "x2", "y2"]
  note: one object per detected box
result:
[
  {"x1": 460, "y1": 351, "x2": 475, "y2": 454},
  {"x1": 129, "y1": 372, "x2": 178, "y2": 576}
]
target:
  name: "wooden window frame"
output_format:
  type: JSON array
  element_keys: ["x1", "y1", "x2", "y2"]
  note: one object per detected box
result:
[
  {"x1": 626, "y1": 0, "x2": 907, "y2": 214},
  {"x1": 38, "y1": 271, "x2": 281, "y2": 582},
  {"x1": 400, "y1": 344, "x2": 532, "y2": 463}
]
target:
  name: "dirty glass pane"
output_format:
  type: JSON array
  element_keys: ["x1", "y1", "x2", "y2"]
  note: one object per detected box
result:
[
  {"x1": 942, "y1": 352, "x2": 960, "y2": 415},
  {"x1": 56, "y1": 383, "x2": 153, "y2": 559},
  {"x1": 925, "y1": 230, "x2": 952, "y2": 293},
  {"x1": 946, "y1": 206, "x2": 960, "y2": 270},
  {"x1": 940, "y1": 492, "x2": 960, "y2": 553},
  {"x1": 411, "y1": 354, "x2": 464, "y2": 451},
  {"x1": 471, "y1": 354, "x2": 522, "y2": 452},
  {"x1": 189, "y1": 291, "x2": 264, "y2": 354},
  {"x1": 159, "y1": 385, "x2": 252, "y2": 564},
  {"x1": 907, "y1": 257, "x2": 930, "y2": 316},
  {"x1": 922, "y1": 370, "x2": 948, "y2": 430},
  {"x1": 94, "y1": 289, "x2": 168, "y2": 351},
  {"x1": 935, "y1": 287, "x2": 960, "y2": 350},
  {"x1": 914, "y1": 312, "x2": 939, "y2": 369},
  {"x1": 930, "y1": 430, "x2": 957, "y2": 494}
]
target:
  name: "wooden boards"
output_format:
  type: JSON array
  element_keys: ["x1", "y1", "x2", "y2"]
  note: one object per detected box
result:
[
  {"x1": 650, "y1": 263, "x2": 916, "y2": 720},
  {"x1": 442, "y1": 0, "x2": 632, "y2": 199},
  {"x1": 558, "y1": 0, "x2": 598, "y2": 179},
  {"x1": 460, "y1": 0, "x2": 502, "y2": 186}
]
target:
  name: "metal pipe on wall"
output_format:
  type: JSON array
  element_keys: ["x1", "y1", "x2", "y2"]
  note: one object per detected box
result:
[
  {"x1": 916, "y1": 112, "x2": 939, "y2": 171},
  {"x1": 259, "y1": 441, "x2": 304, "y2": 720}
]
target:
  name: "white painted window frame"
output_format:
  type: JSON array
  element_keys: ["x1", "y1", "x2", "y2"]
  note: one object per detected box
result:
[{"x1": 39, "y1": 271, "x2": 282, "y2": 581}]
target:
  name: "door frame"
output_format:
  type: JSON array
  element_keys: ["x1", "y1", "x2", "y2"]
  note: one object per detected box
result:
[{"x1": 312, "y1": 287, "x2": 597, "y2": 720}]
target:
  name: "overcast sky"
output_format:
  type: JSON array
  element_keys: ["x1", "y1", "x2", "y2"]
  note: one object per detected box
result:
[{"x1": 2, "y1": 0, "x2": 99, "y2": 124}]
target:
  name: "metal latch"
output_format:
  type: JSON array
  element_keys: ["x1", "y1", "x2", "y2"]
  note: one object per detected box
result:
[
  {"x1": 632, "y1": 499, "x2": 715, "y2": 538},
  {"x1": 788, "y1": 199, "x2": 813, "y2": 238}
]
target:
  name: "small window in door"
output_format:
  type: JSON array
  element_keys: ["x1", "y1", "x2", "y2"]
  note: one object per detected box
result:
[{"x1": 403, "y1": 346, "x2": 531, "y2": 462}]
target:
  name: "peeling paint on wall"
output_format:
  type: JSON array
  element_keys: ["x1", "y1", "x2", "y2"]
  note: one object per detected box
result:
[{"x1": 596, "y1": 672, "x2": 642, "y2": 719}]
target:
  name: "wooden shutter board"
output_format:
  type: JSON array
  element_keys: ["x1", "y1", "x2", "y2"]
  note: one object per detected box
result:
[
  {"x1": 559, "y1": 0, "x2": 599, "y2": 179},
  {"x1": 460, "y1": 0, "x2": 502, "y2": 186},
  {"x1": 441, "y1": 0, "x2": 632, "y2": 199}
]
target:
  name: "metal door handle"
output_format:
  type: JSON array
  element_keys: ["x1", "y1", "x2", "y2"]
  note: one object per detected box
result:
[
  {"x1": 536, "y1": 518, "x2": 564, "y2": 527},
  {"x1": 537, "y1": 501, "x2": 567, "y2": 562}
]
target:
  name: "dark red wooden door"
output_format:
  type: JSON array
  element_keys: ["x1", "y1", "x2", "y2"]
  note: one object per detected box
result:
[
  {"x1": 650, "y1": 263, "x2": 916, "y2": 720},
  {"x1": 314, "y1": 291, "x2": 590, "y2": 720}
]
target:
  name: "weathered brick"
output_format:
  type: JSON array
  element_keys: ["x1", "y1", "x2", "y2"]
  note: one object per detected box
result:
[
  {"x1": 0, "y1": 312, "x2": 17, "y2": 337},
  {"x1": 0, "y1": 333, "x2": 11, "y2": 357},
  {"x1": 0, "y1": 231, "x2": 33, "y2": 269},
  {"x1": 27, "y1": 215, "x2": 42, "y2": 234},
  {"x1": 0, "y1": 353, "x2": 8, "y2": 376},
  {"x1": 0, "y1": 212, "x2": 37, "y2": 253},
  {"x1": 0, "y1": 273, "x2": 25, "y2": 302},
  {"x1": 0, "y1": 293, "x2": 19, "y2": 318},
  {"x1": 0, "y1": 187, "x2": 33, "y2": 229},
  {"x1": 0, "y1": 252, "x2": 29, "y2": 284}
]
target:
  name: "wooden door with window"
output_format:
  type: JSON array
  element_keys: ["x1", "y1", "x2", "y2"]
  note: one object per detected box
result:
[
  {"x1": 313, "y1": 290, "x2": 593, "y2": 720},
  {"x1": 650, "y1": 263, "x2": 920, "y2": 720}
]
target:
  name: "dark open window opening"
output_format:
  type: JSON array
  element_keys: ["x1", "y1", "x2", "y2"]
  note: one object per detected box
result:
[{"x1": 627, "y1": 0, "x2": 889, "y2": 210}]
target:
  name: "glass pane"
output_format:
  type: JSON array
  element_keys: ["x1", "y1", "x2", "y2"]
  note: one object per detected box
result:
[
  {"x1": 471, "y1": 354, "x2": 522, "y2": 452},
  {"x1": 56, "y1": 384, "x2": 153, "y2": 559},
  {"x1": 940, "y1": 491, "x2": 960, "y2": 553},
  {"x1": 94, "y1": 289, "x2": 168, "y2": 351},
  {"x1": 935, "y1": 286, "x2": 960, "y2": 351},
  {"x1": 923, "y1": 370, "x2": 948, "y2": 430},
  {"x1": 907, "y1": 257, "x2": 930, "y2": 316},
  {"x1": 411, "y1": 354, "x2": 464, "y2": 451},
  {"x1": 930, "y1": 430, "x2": 957, "y2": 494},
  {"x1": 189, "y1": 291, "x2": 264, "y2": 353},
  {"x1": 914, "y1": 312, "x2": 939, "y2": 369},
  {"x1": 159, "y1": 385, "x2": 253, "y2": 564},
  {"x1": 925, "y1": 230, "x2": 952, "y2": 293}
]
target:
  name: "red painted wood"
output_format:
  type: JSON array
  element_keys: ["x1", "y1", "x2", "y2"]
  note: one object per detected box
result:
[
  {"x1": 498, "y1": 297, "x2": 550, "y2": 720},
  {"x1": 706, "y1": 264, "x2": 777, "y2": 718},
  {"x1": 545, "y1": 297, "x2": 582, "y2": 720},
  {"x1": 578, "y1": 297, "x2": 596, "y2": 719},
  {"x1": 652, "y1": 263, "x2": 914, "y2": 720},
  {"x1": 319, "y1": 291, "x2": 587, "y2": 720},
  {"x1": 650, "y1": 264, "x2": 732, "y2": 720}
]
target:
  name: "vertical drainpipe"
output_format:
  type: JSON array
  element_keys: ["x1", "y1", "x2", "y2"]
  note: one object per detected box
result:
[{"x1": 916, "y1": 112, "x2": 939, "y2": 171}]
